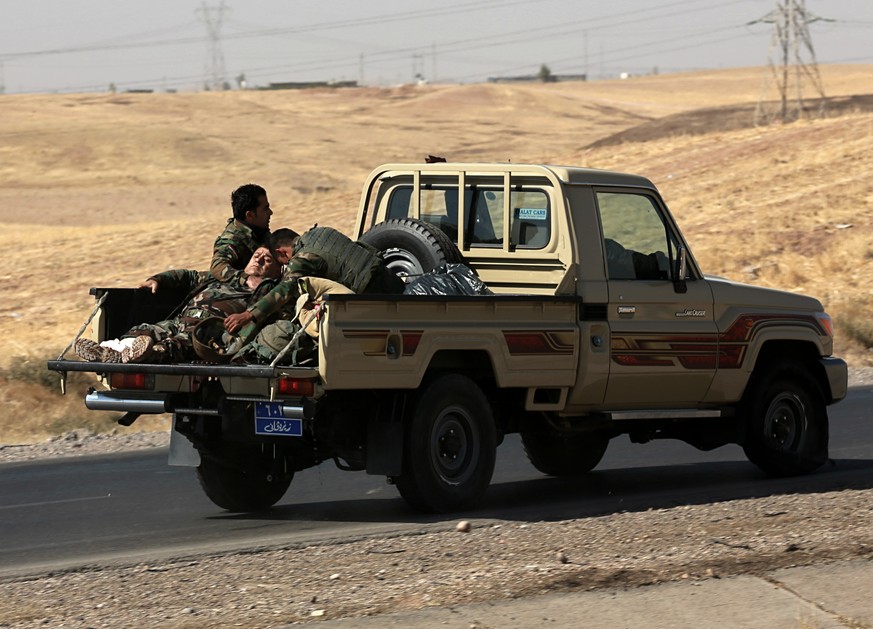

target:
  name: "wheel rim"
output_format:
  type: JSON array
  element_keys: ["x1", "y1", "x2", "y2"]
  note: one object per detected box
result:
[
  {"x1": 382, "y1": 247, "x2": 425, "y2": 278},
  {"x1": 429, "y1": 406, "x2": 478, "y2": 485},
  {"x1": 762, "y1": 392, "x2": 807, "y2": 451}
]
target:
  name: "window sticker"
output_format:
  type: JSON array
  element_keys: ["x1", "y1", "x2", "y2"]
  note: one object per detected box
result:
[{"x1": 517, "y1": 208, "x2": 548, "y2": 221}]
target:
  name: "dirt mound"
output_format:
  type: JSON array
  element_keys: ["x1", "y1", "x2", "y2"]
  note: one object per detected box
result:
[{"x1": 588, "y1": 93, "x2": 873, "y2": 148}]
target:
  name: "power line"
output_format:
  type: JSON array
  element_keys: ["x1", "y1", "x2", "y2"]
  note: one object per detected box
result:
[
  {"x1": 8, "y1": 0, "x2": 851, "y2": 94},
  {"x1": 230, "y1": 0, "x2": 750, "y2": 83},
  {"x1": 0, "y1": 0, "x2": 535, "y2": 60},
  {"x1": 22, "y1": 8, "x2": 759, "y2": 94}
]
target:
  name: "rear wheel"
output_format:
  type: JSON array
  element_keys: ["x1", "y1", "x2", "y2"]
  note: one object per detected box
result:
[
  {"x1": 521, "y1": 429, "x2": 609, "y2": 476},
  {"x1": 360, "y1": 218, "x2": 463, "y2": 279},
  {"x1": 741, "y1": 363, "x2": 828, "y2": 477},
  {"x1": 196, "y1": 450, "x2": 293, "y2": 512},
  {"x1": 396, "y1": 374, "x2": 496, "y2": 512}
]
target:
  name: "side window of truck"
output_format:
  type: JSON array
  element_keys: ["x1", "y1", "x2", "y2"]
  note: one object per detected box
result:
[
  {"x1": 386, "y1": 186, "x2": 550, "y2": 250},
  {"x1": 597, "y1": 192, "x2": 675, "y2": 281}
]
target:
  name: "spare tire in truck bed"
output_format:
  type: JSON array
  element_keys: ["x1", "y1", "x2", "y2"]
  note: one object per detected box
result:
[{"x1": 360, "y1": 218, "x2": 464, "y2": 279}]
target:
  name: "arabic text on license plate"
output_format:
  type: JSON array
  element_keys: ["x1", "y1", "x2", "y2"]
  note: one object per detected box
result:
[{"x1": 254, "y1": 401, "x2": 302, "y2": 437}]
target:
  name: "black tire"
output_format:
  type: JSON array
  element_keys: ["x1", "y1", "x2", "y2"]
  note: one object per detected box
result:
[
  {"x1": 741, "y1": 363, "x2": 828, "y2": 477},
  {"x1": 360, "y1": 218, "x2": 464, "y2": 279},
  {"x1": 521, "y1": 429, "x2": 609, "y2": 476},
  {"x1": 396, "y1": 374, "x2": 497, "y2": 513},
  {"x1": 196, "y1": 454, "x2": 293, "y2": 512}
]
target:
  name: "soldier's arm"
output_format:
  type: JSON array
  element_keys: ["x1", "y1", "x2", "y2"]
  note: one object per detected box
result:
[
  {"x1": 146, "y1": 269, "x2": 203, "y2": 293},
  {"x1": 211, "y1": 240, "x2": 249, "y2": 287}
]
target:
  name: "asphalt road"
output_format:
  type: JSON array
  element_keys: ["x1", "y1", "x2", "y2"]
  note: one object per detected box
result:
[{"x1": 2, "y1": 386, "x2": 873, "y2": 579}]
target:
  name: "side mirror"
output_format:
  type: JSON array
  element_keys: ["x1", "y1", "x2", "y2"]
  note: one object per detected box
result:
[{"x1": 674, "y1": 246, "x2": 688, "y2": 294}]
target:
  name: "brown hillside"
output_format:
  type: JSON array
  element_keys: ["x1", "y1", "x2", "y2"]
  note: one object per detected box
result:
[{"x1": 1, "y1": 64, "x2": 871, "y2": 441}]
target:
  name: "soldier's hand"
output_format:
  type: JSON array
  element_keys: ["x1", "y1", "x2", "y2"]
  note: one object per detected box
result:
[
  {"x1": 225, "y1": 311, "x2": 255, "y2": 334},
  {"x1": 138, "y1": 278, "x2": 159, "y2": 294}
]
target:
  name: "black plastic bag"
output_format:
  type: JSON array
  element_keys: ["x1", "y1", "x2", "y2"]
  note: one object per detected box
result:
[{"x1": 403, "y1": 263, "x2": 493, "y2": 296}]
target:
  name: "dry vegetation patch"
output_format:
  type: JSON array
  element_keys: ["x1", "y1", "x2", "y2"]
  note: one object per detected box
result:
[{"x1": 1, "y1": 65, "x2": 872, "y2": 442}]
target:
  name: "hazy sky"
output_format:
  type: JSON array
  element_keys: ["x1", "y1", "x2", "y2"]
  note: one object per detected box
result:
[{"x1": 1, "y1": 0, "x2": 871, "y2": 94}]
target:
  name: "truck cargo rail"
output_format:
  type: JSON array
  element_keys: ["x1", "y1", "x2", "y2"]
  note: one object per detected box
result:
[{"x1": 46, "y1": 359, "x2": 313, "y2": 379}]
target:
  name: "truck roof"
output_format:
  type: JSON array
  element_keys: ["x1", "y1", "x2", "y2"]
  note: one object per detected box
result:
[{"x1": 371, "y1": 162, "x2": 657, "y2": 190}]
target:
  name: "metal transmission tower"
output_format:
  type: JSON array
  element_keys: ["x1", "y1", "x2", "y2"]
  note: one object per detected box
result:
[
  {"x1": 752, "y1": 0, "x2": 831, "y2": 125},
  {"x1": 196, "y1": 2, "x2": 230, "y2": 91}
]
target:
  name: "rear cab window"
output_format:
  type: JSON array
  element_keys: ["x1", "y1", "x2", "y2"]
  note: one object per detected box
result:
[{"x1": 385, "y1": 183, "x2": 551, "y2": 250}]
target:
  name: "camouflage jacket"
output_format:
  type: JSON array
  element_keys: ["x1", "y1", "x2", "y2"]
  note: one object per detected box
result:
[
  {"x1": 210, "y1": 218, "x2": 270, "y2": 287},
  {"x1": 150, "y1": 269, "x2": 279, "y2": 325},
  {"x1": 245, "y1": 227, "x2": 381, "y2": 325},
  {"x1": 244, "y1": 252, "x2": 326, "y2": 324}
]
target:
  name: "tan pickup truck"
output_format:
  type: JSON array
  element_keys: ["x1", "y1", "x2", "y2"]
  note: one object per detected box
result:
[{"x1": 48, "y1": 162, "x2": 848, "y2": 513}]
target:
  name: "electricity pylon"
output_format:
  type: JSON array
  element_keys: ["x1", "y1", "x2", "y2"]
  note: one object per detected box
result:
[
  {"x1": 751, "y1": 0, "x2": 831, "y2": 125},
  {"x1": 196, "y1": 2, "x2": 230, "y2": 91}
]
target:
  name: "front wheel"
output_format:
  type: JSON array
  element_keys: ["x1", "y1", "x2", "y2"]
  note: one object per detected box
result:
[
  {"x1": 395, "y1": 374, "x2": 497, "y2": 513},
  {"x1": 196, "y1": 452, "x2": 293, "y2": 512},
  {"x1": 741, "y1": 364, "x2": 828, "y2": 477}
]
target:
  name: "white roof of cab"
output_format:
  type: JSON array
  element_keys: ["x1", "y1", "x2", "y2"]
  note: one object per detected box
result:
[{"x1": 371, "y1": 162, "x2": 657, "y2": 190}]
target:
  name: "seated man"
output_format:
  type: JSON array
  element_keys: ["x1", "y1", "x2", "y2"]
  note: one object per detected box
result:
[
  {"x1": 211, "y1": 183, "x2": 273, "y2": 287},
  {"x1": 75, "y1": 247, "x2": 282, "y2": 364}
]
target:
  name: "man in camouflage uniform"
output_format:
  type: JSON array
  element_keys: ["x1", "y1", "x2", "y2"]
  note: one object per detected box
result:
[
  {"x1": 223, "y1": 226, "x2": 405, "y2": 342},
  {"x1": 211, "y1": 183, "x2": 273, "y2": 287},
  {"x1": 76, "y1": 247, "x2": 283, "y2": 364}
]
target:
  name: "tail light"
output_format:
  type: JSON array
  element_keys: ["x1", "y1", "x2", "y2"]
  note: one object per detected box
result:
[
  {"x1": 110, "y1": 372, "x2": 154, "y2": 390},
  {"x1": 276, "y1": 377, "x2": 315, "y2": 397}
]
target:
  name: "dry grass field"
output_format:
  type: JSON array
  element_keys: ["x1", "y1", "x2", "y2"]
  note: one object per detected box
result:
[{"x1": 1, "y1": 65, "x2": 872, "y2": 443}]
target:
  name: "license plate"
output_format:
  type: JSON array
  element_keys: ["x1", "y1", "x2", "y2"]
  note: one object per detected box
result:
[{"x1": 254, "y1": 401, "x2": 302, "y2": 437}]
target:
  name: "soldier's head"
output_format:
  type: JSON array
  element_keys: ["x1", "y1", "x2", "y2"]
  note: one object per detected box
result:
[
  {"x1": 269, "y1": 227, "x2": 300, "y2": 264},
  {"x1": 244, "y1": 247, "x2": 282, "y2": 279},
  {"x1": 231, "y1": 184, "x2": 271, "y2": 229}
]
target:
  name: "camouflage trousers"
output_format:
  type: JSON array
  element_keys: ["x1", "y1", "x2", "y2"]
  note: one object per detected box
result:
[
  {"x1": 233, "y1": 319, "x2": 317, "y2": 366},
  {"x1": 124, "y1": 314, "x2": 203, "y2": 363}
]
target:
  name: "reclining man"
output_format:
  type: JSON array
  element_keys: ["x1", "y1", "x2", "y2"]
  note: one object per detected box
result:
[
  {"x1": 75, "y1": 246, "x2": 283, "y2": 364},
  {"x1": 223, "y1": 226, "x2": 405, "y2": 342}
]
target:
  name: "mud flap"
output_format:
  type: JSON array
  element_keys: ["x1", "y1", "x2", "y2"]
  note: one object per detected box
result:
[
  {"x1": 168, "y1": 415, "x2": 201, "y2": 467},
  {"x1": 366, "y1": 418, "x2": 403, "y2": 476}
]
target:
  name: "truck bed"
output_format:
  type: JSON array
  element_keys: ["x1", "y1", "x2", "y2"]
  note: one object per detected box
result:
[{"x1": 48, "y1": 290, "x2": 582, "y2": 396}]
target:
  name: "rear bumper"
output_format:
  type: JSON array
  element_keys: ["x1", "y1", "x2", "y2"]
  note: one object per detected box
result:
[
  {"x1": 821, "y1": 357, "x2": 848, "y2": 403},
  {"x1": 84, "y1": 388, "x2": 306, "y2": 421}
]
